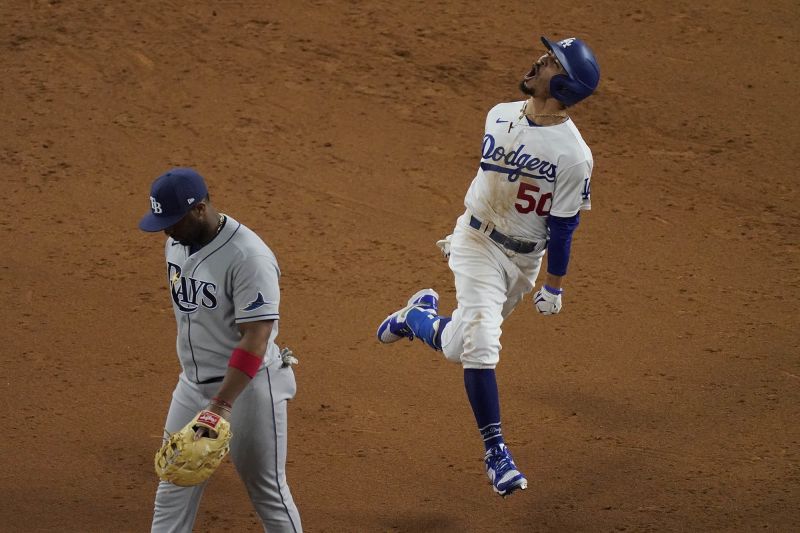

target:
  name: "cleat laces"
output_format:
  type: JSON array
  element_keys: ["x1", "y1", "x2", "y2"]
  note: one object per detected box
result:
[
  {"x1": 494, "y1": 453, "x2": 514, "y2": 477},
  {"x1": 487, "y1": 445, "x2": 519, "y2": 482}
]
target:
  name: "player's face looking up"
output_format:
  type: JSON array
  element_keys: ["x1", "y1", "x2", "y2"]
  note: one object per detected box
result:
[{"x1": 519, "y1": 50, "x2": 566, "y2": 97}]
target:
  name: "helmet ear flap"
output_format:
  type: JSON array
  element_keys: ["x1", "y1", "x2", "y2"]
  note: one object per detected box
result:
[{"x1": 549, "y1": 74, "x2": 577, "y2": 107}]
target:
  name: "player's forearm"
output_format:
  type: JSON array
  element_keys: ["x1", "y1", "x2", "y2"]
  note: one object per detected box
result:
[
  {"x1": 542, "y1": 273, "x2": 564, "y2": 290},
  {"x1": 208, "y1": 321, "x2": 273, "y2": 414},
  {"x1": 546, "y1": 213, "x2": 580, "y2": 283},
  {"x1": 236, "y1": 330, "x2": 269, "y2": 357},
  {"x1": 220, "y1": 332, "x2": 269, "y2": 393},
  {"x1": 209, "y1": 368, "x2": 255, "y2": 414}
]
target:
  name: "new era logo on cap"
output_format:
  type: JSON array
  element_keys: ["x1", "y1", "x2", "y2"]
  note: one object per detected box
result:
[{"x1": 138, "y1": 168, "x2": 209, "y2": 232}]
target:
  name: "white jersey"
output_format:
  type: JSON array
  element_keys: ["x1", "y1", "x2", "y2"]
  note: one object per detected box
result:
[
  {"x1": 464, "y1": 100, "x2": 593, "y2": 241},
  {"x1": 163, "y1": 215, "x2": 282, "y2": 383}
]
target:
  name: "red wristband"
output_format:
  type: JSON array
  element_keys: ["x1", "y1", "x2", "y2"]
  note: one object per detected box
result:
[{"x1": 229, "y1": 348, "x2": 262, "y2": 378}]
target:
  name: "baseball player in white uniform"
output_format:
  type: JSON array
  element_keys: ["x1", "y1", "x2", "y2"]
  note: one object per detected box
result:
[
  {"x1": 139, "y1": 168, "x2": 302, "y2": 532},
  {"x1": 377, "y1": 36, "x2": 600, "y2": 497}
]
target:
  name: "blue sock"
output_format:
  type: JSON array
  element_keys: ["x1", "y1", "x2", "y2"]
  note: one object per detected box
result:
[
  {"x1": 405, "y1": 309, "x2": 450, "y2": 351},
  {"x1": 463, "y1": 369, "x2": 504, "y2": 450}
]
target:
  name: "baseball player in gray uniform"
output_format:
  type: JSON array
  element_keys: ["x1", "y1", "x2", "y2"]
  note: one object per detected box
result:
[
  {"x1": 139, "y1": 168, "x2": 302, "y2": 532},
  {"x1": 377, "y1": 37, "x2": 600, "y2": 497}
]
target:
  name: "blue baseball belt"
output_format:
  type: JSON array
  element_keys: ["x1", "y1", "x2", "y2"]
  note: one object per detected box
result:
[{"x1": 469, "y1": 215, "x2": 546, "y2": 254}]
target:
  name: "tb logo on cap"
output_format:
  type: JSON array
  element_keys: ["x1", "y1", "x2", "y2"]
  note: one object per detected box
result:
[{"x1": 150, "y1": 196, "x2": 163, "y2": 214}]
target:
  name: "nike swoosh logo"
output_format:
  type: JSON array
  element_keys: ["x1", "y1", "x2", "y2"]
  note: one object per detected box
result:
[{"x1": 496, "y1": 118, "x2": 510, "y2": 124}]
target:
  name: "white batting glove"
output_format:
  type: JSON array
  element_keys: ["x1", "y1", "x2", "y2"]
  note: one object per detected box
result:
[
  {"x1": 436, "y1": 234, "x2": 452, "y2": 259},
  {"x1": 533, "y1": 285, "x2": 563, "y2": 315},
  {"x1": 280, "y1": 347, "x2": 299, "y2": 368}
]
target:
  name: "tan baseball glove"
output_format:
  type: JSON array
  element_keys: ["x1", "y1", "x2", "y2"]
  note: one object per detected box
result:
[{"x1": 154, "y1": 409, "x2": 232, "y2": 487}]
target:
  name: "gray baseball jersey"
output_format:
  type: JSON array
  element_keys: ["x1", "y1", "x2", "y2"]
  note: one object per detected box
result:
[
  {"x1": 164, "y1": 215, "x2": 283, "y2": 383},
  {"x1": 152, "y1": 214, "x2": 302, "y2": 532}
]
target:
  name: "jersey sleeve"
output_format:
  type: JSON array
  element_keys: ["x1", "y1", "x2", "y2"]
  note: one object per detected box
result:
[
  {"x1": 231, "y1": 254, "x2": 281, "y2": 323},
  {"x1": 484, "y1": 103, "x2": 503, "y2": 132},
  {"x1": 549, "y1": 160, "x2": 593, "y2": 217}
]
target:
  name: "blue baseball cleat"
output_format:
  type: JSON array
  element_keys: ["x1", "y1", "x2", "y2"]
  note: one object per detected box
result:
[
  {"x1": 484, "y1": 443, "x2": 528, "y2": 497},
  {"x1": 376, "y1": 289, "x2": 439, "y2": 343}
]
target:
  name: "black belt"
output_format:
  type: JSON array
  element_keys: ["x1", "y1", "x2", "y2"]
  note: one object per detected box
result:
[
  {"x1": 469, "y1": 215, "x2": 543, "y2": 254},
  {"x1": 197, "y1": 376, "x2": 224, "y2": 384}
]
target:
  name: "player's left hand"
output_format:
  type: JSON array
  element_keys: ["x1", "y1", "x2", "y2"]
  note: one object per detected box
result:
[
  {"x1": 533, "y1": 285, "x2": 563, "y2": 315},
  {"x1": 155, "y1": 410, "x2": 232, "y2": 486},
  {"x1": 280, "y1": 347, "x2": 299, "y2": 368},
  {"x1": 197, "y1": 403, "x2": 230, "y2": 439},
  {"x1": 436, "y1": 234, "x2": 452, "y2": 259}
]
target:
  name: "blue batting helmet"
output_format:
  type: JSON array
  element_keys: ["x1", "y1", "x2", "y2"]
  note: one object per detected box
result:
[{"x1": 541, "y1": 36, "x2": 600, "y2": 106}]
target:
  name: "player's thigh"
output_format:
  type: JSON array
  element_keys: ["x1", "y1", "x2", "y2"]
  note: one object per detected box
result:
[
  {"x1": 500, "y1": 251, "x2": 544, "y2": 317},
  {"x1": 444, "y1": 233, "x2": 507, "y2": 361},
  {"x1": 163, "y1": 373, "x2": 206, "y2": 434},
  {"x1": 449, "y1": 231, "x2": 507, "y2": 310},
  {"x1": 228, "y1": 368, "x2": 295, "y2": 472}
]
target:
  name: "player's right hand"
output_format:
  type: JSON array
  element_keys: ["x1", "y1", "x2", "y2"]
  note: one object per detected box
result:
[
  {"x1": 436, "y1": 234, "x2": 452, "y2": 259},
  {"x1": 533, "y1": 285, "x2": 562, "y2": 315}
]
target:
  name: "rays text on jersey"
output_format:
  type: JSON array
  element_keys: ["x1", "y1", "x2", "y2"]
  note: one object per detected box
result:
[{"x1": 167, "y1": 262, "x2": 219, "y2": 313}]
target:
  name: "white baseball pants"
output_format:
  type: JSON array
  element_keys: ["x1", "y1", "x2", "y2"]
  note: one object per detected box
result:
[{"x1": 440, "y1": 213, "x2": 545, "y2": 369}]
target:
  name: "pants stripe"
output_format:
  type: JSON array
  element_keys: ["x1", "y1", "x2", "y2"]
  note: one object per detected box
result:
[{"x1": 266, "y1": 367, "x2": 299, "y2": 533}]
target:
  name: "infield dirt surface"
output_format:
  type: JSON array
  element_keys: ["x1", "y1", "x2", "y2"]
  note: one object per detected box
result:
[{"x1": 2, "y1": 1, "x2": 798, "y2": 531}]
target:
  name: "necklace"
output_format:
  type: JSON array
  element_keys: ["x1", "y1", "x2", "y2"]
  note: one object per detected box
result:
[
  {"x1": 215, "y1": 214, "x2": 225, "y2": 234},
  {"x1": 519, "y1": 101, "x2": 568, "y2": 122}
]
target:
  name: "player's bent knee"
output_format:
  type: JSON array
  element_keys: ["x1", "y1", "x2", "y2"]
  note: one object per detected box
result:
[
  {"x1": 466, "y1": 323, "x2": 501, "y2": 353},
  {"x1": 440, "y1": 313, "x2": 465, "y2": 362},
  {"x1": 459, "y1": 322, "x2": 501, "y2": 367},
  {"x1": 442, "y1": 343, "x2": 463, "y2": 363}
]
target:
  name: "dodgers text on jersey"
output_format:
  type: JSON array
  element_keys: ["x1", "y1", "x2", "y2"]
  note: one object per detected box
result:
[{"x1": 480, "y1": 134, "x2": 557, "y2": 183}]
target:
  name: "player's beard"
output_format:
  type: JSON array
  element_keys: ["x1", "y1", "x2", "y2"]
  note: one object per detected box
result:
[
  {"x1": 519, "y1": 79, "x2": 535, "y2": 97},
  {"x1": 170, "y1": 223, "x2": 205, "y2": 247}
]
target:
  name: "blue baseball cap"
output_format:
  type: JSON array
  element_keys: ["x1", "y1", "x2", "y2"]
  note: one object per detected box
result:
[{"x1": 139, "y1": 168, "x2": 209, "y2": 232}]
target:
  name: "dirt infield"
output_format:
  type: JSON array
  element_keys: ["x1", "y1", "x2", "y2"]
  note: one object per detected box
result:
[{"x1": 2, "y1": 1, "x2": 798, "y2": 531}]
